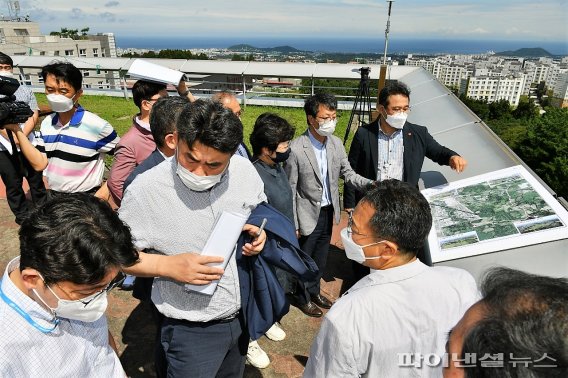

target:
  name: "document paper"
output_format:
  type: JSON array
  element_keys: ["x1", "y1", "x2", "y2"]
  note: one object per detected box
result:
[
  {"x1": 127, "y1": 59, "x2": 185, "y2": 86},
  {"x1": 184, "y1": 211, "x2": 248, "y2": 295}
]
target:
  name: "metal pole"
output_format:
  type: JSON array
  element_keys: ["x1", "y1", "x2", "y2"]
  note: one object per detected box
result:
[
  {"x1": 242, "y1": 74, "x2": 247, "y2": 108},
  {"x1": 383, "y1": 1, "x2": 394, "y2": 65}
]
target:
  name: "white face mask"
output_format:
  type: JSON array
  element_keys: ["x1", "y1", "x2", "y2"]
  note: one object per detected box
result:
[
  {"x1": 0, "y1": 71, "x2": 14, "y2": 78},
  {"x1": 175, "y1": 152, "x2": 228, "y2": 192},
  {"x1": 315, "y1": 118, "x2": 337, "y2": 137},
  {"x1": 384, "y1": 111, "x2": 407, "y2": 129},
  {"x1": 46, "y1": 93, "x2": 76, "y2": 113},
  {"x1": 340, "y1": 228, "x2": 386, "y2": 264},
  {"x1": 33, "y1": 283, "x2": 108, "y2": 323}
]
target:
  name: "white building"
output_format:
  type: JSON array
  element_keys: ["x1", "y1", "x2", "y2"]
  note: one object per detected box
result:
[
  {"x1": 466, "y1": 75, "x2": 526, "y2": 106},
  {"x1": 552, "y1": 72, "x2": 568, "y2": 108}
]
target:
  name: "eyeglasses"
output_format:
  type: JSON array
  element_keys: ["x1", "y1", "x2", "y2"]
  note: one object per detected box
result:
[
  {"x1": 316, "y1": 115, "x2": 337, "y2": 122},
  {"x1": 347, "y1": 210, "x2": 373, "y2": 238},
  {"x1": 75, "y1": 272, "x2": 126, "y2": 306}
]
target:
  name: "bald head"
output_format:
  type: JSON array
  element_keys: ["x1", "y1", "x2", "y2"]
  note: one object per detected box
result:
[{"x1": 212, "y1": 91, "x2": 241, "y2": 117}]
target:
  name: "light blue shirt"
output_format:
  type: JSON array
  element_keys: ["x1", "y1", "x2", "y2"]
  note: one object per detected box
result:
[
  {"x1": 0, "y1": 257, "x2": 124, "y2": 377},
  {"x1": 308, "y1": 130, "x2": 332, "y2": 207},
  {"x1": 377, "y1": 127, "x2": 404, "y2": 181}
]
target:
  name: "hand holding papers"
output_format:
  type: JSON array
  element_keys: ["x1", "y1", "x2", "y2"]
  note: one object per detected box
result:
[{"x1": 185, "y1": 211, "x2": 248, "y2": 295}]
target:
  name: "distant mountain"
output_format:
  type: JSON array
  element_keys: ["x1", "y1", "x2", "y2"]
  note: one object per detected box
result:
[
  {"x1": 227, "y1": 44, "x2": 305, "y2": 53},
  {"x1": 495, "y1": 47, "x2": 553, "y2": 57}
]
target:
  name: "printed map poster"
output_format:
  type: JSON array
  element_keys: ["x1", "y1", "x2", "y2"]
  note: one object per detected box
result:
[{"x1": 422, "y1": 165, "x2": 568, "y2": 263}]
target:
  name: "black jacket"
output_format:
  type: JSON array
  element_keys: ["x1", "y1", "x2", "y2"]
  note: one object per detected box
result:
[{"x1": 344, "y1": 119, "x2": 458, "y2": 208}]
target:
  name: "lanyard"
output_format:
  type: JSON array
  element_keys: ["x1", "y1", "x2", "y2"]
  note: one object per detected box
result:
[{"x1": 0, "y1": 282, "x2": 60, "y2": 334}]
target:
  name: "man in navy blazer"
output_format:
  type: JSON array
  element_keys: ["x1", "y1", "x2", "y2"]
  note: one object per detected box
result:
[{"x1": 344, "y1": 82, "x2": 467, "y2": 281}]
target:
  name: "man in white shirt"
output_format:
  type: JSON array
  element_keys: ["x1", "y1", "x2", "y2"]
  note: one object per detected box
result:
[
  {"x1": 305, "y1": 179, "x2": 479, "y2": 378},
  {"x1": 0, "y1": 193, "x2": 139, "y2": 377}
]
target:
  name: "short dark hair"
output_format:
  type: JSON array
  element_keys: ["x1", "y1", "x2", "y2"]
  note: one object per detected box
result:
[
  {"x1": 41, "y1": 62, "x2": 83, "y2": 91},
  {"x1": 249, "y1": 113, "x2": 295, "y2": 157},
  {"x1": 304, "y1": 93, "x2": 337, "y2": 119},
  {"x1": 132, "y1": 80, "x2": 167, "y2": 109},
  {"x1": 360, "y1": 179, "x2": 432, "y2": 255},
  {"x1": 150, "y1": 96, "x2": 189, "y2": 148},
  {"x1": 0, "y1": 52, "x2": 13, "y2": 67},
  {"x1": 462, "y1": 267, "x2": 568, "y2": 378},
  {"x1": 176, "y1": 99, "x2": 242, "y2": 154},
  {"x1": 19, "y1": 194, "x2": 139, "y2": 286},
  {"x1": 378, "y1": 82, "x2": 411, "y2": 108}
]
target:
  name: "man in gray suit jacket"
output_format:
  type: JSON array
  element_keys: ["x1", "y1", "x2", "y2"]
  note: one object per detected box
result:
[{"x1": 285, "y1": 93, "x2": 374, "y2": 317}]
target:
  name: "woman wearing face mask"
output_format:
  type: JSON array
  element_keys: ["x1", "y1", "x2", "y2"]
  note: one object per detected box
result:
[{"x1": 246, "y1": 113, "x2": 295, "y2": 369}]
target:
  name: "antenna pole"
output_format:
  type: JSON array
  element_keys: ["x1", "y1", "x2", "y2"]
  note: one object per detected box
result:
[{"x1": 382, "y1": 1, "x2": 394, "y2": 65}]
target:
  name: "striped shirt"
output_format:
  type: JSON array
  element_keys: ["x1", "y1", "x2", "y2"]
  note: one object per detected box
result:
[
  {"x1": 37, "y1": 105, "x2": 120, "y2": 193},
  {"x1": 377, "y1": 127, "x2": 404, "y2": 182},
  {"x1": 0, "y1": 257, "x2": 124, "y2": 377}
]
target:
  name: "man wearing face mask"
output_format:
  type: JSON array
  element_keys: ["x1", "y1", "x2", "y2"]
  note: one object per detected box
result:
[
  {"x1": 304, "y1": 180, "x2": 478, "y2": 378},
  {"x1": 119, "y1": 99, "x2": 267, "y2": 377},
  {"x1": 106, "y1": 80, "x2": 167, "y2": 207},
  {"x1": 0, "y1": 193, "x2": 139, "y2": 376},
  {"x1": 0, "y1": 52, "x2": 47, "y2": 224},
  {"x1": 285, "y1": 93, "x2": 374, "y2": 317},
  {"x1": 36, "y1": 62, "x2": 120, "y2": 195},
  {"x1": 344, "y1": 81, "x2": 467, "y2": 281}
]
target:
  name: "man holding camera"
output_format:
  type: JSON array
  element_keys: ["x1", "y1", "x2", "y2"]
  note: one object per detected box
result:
[{"x1": 0, "y1": 52, "x2": 47, "y2": 225}]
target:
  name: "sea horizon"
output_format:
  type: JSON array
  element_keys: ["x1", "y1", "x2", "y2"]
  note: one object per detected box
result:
[{"x1": 116, "y1": 36, "x2": 568, "y2": 56}]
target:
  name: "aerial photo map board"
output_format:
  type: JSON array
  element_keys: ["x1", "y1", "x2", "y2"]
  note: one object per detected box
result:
[{"x1": 422, "y1": 165, "x2": 568, "y2": 263}]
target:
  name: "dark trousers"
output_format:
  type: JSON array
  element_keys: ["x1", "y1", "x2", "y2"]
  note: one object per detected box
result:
[
  {"x1": 161, "y1": 316, "x2": 246, "y2": 378},
  {"x1": 295, "y1": 205, "x2": 334, "y2": 305},
  {"x1": 0, "y1": 150, "x2": 47, "y2": 224}
]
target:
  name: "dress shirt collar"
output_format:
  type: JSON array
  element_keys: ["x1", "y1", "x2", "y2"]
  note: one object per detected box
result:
[
  {"x1": 1, "y1": 257, "x2": 58, "y2": 327},
  {"x1": 135, "y1": 115, "x2": 152, "y2": 132},
  {"x1": 307, "y1": 128, "x2": 326, "y2": 149},
  {"x1": 345, "y1": 259, "x2": 428, "y2": 295},
  {"x1": 254, "y1": 159, "x2": 279, "y2": 177}
]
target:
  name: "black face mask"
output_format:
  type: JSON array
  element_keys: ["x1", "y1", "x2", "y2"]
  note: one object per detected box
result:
[{"x1": 271, "y1": 148, "x2": 291, "y2": 164}]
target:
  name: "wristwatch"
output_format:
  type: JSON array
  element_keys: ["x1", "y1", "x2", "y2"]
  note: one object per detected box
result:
[{"x1": 179, "y1": 89, "x2": 190, "y2": 97}]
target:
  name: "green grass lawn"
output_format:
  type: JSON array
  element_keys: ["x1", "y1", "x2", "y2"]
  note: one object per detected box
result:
[{"x1": 36, "y1": 93, "x2": 357, "y2": 151}]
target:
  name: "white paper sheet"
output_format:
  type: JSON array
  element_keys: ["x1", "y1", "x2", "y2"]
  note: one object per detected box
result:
[
  {"x1": 184, "y1": 211, "x2": 248, "y2": 295},
  {"x1": 127, "y1": 59, "x2": 184, "y2": 86}
]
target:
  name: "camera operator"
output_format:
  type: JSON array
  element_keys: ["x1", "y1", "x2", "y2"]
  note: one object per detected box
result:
[{"x1": 0, "y1": 52, "x2": 47, "y2": 225}]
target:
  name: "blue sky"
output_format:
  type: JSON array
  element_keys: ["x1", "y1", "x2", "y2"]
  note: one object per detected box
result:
[{"x1": 13, "y1": 0, "x2": 568, "y2": 42}]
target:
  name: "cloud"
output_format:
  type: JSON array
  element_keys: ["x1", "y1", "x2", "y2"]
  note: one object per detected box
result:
[
  {"x1": 471, "y1": 28, "x2": 490, "y2": 34},
  {"x1": 105, "y1": 1, "x2": 119, "y2": 7},
  {"x1": 100, "y1": 12, "x2": 117, "y2": 22},
  {"x1": 71, "y1": 8, "x2": 84, "y2": 19}
]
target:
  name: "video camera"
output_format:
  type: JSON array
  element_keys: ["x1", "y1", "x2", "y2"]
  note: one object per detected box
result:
[{"x1": 0, "y1": 75, "x2": 34, "y2": 128}]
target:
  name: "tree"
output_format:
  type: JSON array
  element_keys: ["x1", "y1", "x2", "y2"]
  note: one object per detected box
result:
[
  {"x1": 512, "y1": 98, "x2": 538, "y2": 119},
  {"x1": 488, "y1": 99, "x2": 512, "y2": 120},
  {"x1": 518, "y1": 108, "x2": 568, "y2": 199}
]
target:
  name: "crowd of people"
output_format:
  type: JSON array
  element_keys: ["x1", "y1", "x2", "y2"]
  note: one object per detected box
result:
[{"x1": 0, "y1": 57, "x2": 566, "y2": 378}]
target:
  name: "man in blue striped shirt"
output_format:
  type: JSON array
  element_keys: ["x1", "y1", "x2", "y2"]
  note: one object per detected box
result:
[{"x1": 36, "y1": 62, "x2": 120, "y2": 195}]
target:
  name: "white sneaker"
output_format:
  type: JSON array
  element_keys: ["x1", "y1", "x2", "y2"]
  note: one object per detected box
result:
[
  {"x1": 265, "y1": 322, "x2": 286, "y2": 341},
  {"x1": 247, "y1": 340, "x2": 270, "y2": 369}
]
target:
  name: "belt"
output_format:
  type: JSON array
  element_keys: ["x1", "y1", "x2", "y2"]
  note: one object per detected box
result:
[
  {"x1": 321, "y1": 204, "x2": 333, "y2": 211},
  {"x1": 170, "y1": 311, "x2": 240, "y2": 326}
]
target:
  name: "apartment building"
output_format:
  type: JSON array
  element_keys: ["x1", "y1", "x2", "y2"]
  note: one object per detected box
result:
[{"x1": 466, "y1": 75, "x2": 526, "y2": 106}]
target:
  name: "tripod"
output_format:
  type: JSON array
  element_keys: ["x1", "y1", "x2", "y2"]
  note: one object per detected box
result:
[{"x1": 343, "y1": 67, "x2": 372, "y2": 145}]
